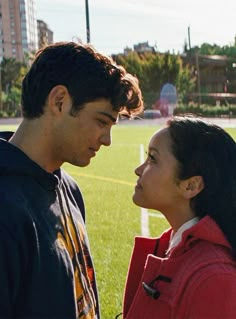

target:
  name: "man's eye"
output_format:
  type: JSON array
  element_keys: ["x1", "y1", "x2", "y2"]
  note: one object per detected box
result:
[{"x1": 98, "y1": 119, "x2": 108, "y2": 126}]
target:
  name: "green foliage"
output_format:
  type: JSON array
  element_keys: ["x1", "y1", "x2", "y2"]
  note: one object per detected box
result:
[
  {"x1": 114, "y1": 52, "x2": 147, "y2": 93},
  {"x1": 0, "y1": 110, "x2": 9, "y2": 118},
  {"x1": 0, "y1": 57, "x2": 28, "y2": 117},
  {"x1": 174, "y1": 103, "x2": 236, "y2": 117},
  {"x1": 1, "y1": 57, "x2": 22, "y2": 91},
  {"x1": 114, "y1": 52, "x2": 195, "y2": 108},
  {"x1": 185, "y1": 42, "x2": 236, "y2": 58}
]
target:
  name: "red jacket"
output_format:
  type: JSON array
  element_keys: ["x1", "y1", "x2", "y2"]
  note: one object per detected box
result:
[{"x1": 123, "y1": 216, "x2": 236, "y2": 319}]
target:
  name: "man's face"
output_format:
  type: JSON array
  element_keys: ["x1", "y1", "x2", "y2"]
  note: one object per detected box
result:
[{"x1": 52, "y1": 98, "x2": 119, "y2": 168}]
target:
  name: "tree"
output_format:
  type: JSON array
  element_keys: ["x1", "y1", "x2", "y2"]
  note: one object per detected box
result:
[
  {"x1": 0, "y1": 57, "x2": 28, "y2": 116},
  {"x1": 114, "y1": 51, "x2": 195, "y2": 108}
]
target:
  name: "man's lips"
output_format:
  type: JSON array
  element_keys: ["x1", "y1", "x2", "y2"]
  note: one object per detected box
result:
[{"x1": 89, "y1": 147, "x2": 99, "y2": 157}]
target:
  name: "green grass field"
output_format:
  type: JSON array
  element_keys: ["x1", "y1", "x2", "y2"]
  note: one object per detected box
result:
[
  {"x1": 1, "y1": 122, "x2": 236, "y2": 318},
  {"x1": 64, "y1": 124, "x2": 168, "y2": 318}
]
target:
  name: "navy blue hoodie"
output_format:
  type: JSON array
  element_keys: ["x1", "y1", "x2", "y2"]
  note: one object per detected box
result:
[{"x1": 0, "y1": 132, "x2": 99, "y2": 319}]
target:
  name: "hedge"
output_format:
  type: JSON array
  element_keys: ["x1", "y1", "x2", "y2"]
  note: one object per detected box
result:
[{"x1": 174, "y1": 104, "x2": 236, "y2": 117}]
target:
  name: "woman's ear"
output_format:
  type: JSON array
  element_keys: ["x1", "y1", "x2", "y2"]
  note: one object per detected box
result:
[
  {"x1": 47, "y1": 85, "x2": 70, "y2": 115},
  {"x1": 181, "y1": 176, "x2": 205, "y2": 199}
]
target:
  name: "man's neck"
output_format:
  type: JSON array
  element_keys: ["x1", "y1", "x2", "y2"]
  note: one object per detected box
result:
[{"x1": 10, "y1": 118, "x2": 61, "y2": 173}]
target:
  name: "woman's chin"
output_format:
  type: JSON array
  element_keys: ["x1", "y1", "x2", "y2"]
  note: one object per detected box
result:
[{"x1": 132, "y1": 194, "x2": 143, "y2": 207}]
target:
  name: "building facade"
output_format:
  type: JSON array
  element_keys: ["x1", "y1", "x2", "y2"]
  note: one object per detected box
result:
[
  {"x1": 182, "y1": 54, "x2": 236, "y2": 105},
  {"x1": 0, "y1": 0, "x2": 38, "y2": 62},
  {"x1": 133, "y1": 41, "x2": 156, "y2": 54},
  {"x1": 37, "y1": 19, "x2": 53, "y2": 49}
]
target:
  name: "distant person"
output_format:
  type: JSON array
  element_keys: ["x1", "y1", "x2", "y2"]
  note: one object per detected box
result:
[
  {"x1": 122, "y1": 115, "x2": 236, "y2": 318},
  {"x1": 0, "y1": 41, "x2": 143, "y2": 319}
]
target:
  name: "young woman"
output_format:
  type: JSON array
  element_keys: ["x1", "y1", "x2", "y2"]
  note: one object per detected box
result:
[{"x1": 122, "y1": 115, "x2": 236, "y2": 319}]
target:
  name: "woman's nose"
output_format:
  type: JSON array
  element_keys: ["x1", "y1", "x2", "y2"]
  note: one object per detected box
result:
[{"x1": 135, "y1": 162, "x2": 145, "y2": 176}]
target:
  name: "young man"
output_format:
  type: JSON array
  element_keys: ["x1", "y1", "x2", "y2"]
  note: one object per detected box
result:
[{"x1": 0, "y1": 42, "x2": 143, "y2": 319}]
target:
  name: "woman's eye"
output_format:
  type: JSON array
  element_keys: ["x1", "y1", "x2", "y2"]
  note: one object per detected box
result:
[
  {"x1": 149, "y1": 154, "x2": 155, "y2": 161},
  {"x1": 146, "y1": 151, "x2": 155, "y2": 162}
]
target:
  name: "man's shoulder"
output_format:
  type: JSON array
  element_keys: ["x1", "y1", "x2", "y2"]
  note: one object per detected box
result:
[
  {"x1": 0, "y1": 195, "x2": 32, "y2": 241},
  {"x1": 0, "y1": 190, "x2": 28, "y2": 214},
  {"x1": 60, "y1": 169, "x2": 85, "y2": 220},
  {"x1": 0, "y1": 131, "x2": 14, "y2": 140}
]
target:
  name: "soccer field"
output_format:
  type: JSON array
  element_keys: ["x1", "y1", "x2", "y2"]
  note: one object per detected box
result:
[
  {"x1": 63, "y1": 122, "x2": 236, "y2": 318},
  {"x1": 1, "y1": 121, "x2": 236, "y2": 318},
  {"x1": 64, "y1": 123, "x2": 170, "y2": 318},
  {"x1": 64, "y1": 125, "x2": 236, "y2": 319}
]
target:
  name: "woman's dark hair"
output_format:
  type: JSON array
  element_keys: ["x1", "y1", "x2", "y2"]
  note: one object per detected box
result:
[
  {"x1": 167, "y1": 114, "x2": 236, "y2": 255},
  {"x1": 21, "y1": 42, "x2": 143, "y2": 118}
]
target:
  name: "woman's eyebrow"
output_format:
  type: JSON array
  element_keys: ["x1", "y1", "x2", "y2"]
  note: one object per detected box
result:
[{"x1": 149, "y1": 146, "x2": 160, "y2": 154}]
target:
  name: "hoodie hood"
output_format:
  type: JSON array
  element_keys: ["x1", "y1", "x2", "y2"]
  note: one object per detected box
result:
[{"x1": 0, "y1": 131, "x2": 59, "y2": 190}]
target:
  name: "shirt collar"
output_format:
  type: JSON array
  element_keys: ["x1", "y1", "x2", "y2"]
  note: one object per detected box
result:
[{"x1": 166, "y1": 217, "x2": 200, "y2": 255}]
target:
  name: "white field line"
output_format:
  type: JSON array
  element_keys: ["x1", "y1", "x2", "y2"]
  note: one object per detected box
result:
[{"x1": 141, "y1": 207, "x2": 149, "y2": 237}]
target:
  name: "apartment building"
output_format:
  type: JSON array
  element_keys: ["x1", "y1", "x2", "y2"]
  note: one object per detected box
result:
[
  {"x1": 0, "y1": 0, "x2": 38, "y2": 62},
  {"x1": 37, "y1": 19, "x2": 53, "y2": 49}
]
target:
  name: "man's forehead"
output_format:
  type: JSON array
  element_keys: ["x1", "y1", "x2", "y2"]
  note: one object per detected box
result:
[{"x1": 82, "y1": 98, "x2": 119, "y2": 122}]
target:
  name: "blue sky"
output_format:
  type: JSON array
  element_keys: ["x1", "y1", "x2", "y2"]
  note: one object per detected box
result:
[{"x1": 36, "y1": 0, "x2": 236, "y2": 56}]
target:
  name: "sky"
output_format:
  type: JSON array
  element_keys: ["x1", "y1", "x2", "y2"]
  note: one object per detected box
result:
[{"x1": 35, "y1": 0, "x2": 236, "y2": 56}]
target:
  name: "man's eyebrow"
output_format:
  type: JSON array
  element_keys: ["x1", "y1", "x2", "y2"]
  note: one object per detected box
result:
[{"x1": 97, "y1": 111, "x2": 118, "y2": 123}]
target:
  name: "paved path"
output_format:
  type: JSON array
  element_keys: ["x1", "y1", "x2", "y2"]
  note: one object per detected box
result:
[
  {"x1": 0, "y1": 117, "x2": 22, "y2": 125},
  {"x1": 1, "y1": 117, "x2": 236, "y2": 128},
  {"x1": 119, "y1": 117, "x2": 236, "y2": 128}
]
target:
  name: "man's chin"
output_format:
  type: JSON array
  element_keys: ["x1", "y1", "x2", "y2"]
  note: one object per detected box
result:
[
  {"x1": 79, "y1": 160, "x2": 91, "y2": 167},
  {"x1": 70, "y1": 158, "x2": 91, "y2": 168}
]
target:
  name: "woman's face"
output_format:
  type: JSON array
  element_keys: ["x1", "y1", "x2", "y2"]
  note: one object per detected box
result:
[{"x1": 133, "y1": 127, "x2": 185, "y2": 214}]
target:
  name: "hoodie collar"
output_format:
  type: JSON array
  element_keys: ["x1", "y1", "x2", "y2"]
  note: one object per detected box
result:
[{"x1": 0, "y1": 132, "x2": 60, "y2": 191}]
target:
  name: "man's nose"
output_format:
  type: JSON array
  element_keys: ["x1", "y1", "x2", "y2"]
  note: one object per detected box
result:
[{"x1": 100, "y1": 131, "x2": 112, "y2": 146}]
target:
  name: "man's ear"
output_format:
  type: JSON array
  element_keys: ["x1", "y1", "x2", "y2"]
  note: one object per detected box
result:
[
  {"x1": 47, "y1": 85, "x2": 70, "y2": 115},
  {"x1": 181, "y1": 176, "x2": 205, "y2": 199}
]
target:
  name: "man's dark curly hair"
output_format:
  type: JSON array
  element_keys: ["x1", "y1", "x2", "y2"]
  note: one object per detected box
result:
[{"x1": 21, "y1": 41, "x2": 143, "y2": 118}]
